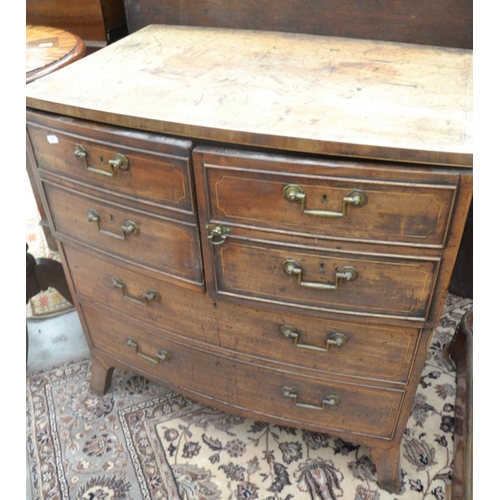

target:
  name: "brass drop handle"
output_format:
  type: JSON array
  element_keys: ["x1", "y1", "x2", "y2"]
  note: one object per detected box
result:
[
  {"x1": 281, "y1": 325, "x2": 348, "y2": 351},
  {"x1": 282, "y1": 259, "x2": 357, "y2": 290},
  {"x1": 206, "y1": 223, "x2": 231, "y2": 245},
  {"x1": 87, "y1": 208, "x2": 139, "y2": 240},
  {"x1": 111, "y1": 276, "x2": 161, "y2": 306},
  {"x1": 284, "y1": 184, "x2": 367, "y2": 217},
  {"x1": 281, "y1": 387, "x2": 340, "y2": 410},
  {"x1": 125, "y1": 337, "x2": 168, "y2": 364},
  {"x1": 74, "y1": 144, "x2": 130, "y2": 177}
]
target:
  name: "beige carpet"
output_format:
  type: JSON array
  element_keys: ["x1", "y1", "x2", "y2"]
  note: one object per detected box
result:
[
  {"x1": 26, "y1": 294, "x2": 472, "y2": 499},
  {"x1": 26, "y1": 174, "x2": 74, "y2": 319}
]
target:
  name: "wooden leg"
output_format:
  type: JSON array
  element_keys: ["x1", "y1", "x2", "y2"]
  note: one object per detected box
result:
[
  {"x1": 90, "y1": 354, "x2": 114, "y2": 396},
  {"x1": 370, "y1": 443, "x2": 402, "y2": 494}
]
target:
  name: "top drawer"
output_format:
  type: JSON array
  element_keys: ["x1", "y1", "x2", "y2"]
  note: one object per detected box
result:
[
  {"x1": 194, "y1": 148, "x2": 460, "y2": 248},
  {"x1": 26, "y1": 110, "x2": 195, "y2": 216}
]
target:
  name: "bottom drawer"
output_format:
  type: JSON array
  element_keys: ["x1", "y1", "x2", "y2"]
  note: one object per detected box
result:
[{"x1": 82, "y1": 304, "x2": 404, "y2": 439}]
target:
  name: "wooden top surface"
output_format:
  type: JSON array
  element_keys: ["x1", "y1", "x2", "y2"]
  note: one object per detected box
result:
[
  {"x1": 25, "y1": 25, "x2": 473, "y2": 166},
  {"x1": 26, "y1": 25, "x2": 85, "y2": 84}
]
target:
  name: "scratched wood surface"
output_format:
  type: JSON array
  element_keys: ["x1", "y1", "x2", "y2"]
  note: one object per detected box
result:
[{"x1": 25, "y1": 25, "x2": 473, "y2": 166}]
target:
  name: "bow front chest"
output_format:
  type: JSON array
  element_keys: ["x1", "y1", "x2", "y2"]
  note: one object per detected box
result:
[{"x1": 26, "y1": 25, "x2": 472, "y2": 493}]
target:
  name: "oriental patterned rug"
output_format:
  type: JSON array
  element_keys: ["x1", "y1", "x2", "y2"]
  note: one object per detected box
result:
[
  {"x1": 26, "y1": 173, "x2": 74, "y2": 319},
  {"x1": 26, "y1": 294, "x2": 472, "y2": 500}
]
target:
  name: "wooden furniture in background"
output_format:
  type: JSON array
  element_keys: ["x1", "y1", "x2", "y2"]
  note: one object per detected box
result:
[
  {"x1": 26, "y1": 25, "x2": 86, "y2": 84},
  {"x1": 26, "y1": 0, "x2": 127, "y2": 53},
  {"x1": 447, "y1": 310, "x2": 473, "y2": 500},
  {"x1": 123, "y1": 0, "x2": 472, "y2": 48},
  {"x1": 26, "y1": 25, "x2": 472, "y2": 493},
  {"x1": 26, "y1": 244, "x2": 74, "y2": 307}
]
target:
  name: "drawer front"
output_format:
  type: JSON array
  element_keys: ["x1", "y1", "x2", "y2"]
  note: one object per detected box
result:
[
  {"x1": 27, "y1": 111, "x2": 195, "y2": 215},
  {"x1": 45, "y1": 182, "x2": 203, "y2": 285},
  {"x1": 194, "y1": 148, "x2": 459, "y2": 248},
  {"x1": 83, "y1": 304, "x2": 404, "y2": 438},
  {"x1": 210, "y1": 237, "x2": 439, "y2": 321},
  {"x1": 65, "y1": 245, "x2": 419, "y2": 383}
]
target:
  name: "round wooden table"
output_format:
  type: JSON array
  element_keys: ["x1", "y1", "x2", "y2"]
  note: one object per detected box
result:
[{"x1": 26, "y1": 24, "x2": 85, "y2": 84}]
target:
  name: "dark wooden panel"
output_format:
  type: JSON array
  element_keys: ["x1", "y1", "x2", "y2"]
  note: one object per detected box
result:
[
  {"x1": 124, "y1": 0, "x2": 472, "y2": 48},
  {"x1": 26, "y1": 0, "x2": 127, "y2": 46},
  {"x1": 449, "y1": 200, "x2": 473, "y2": 298}
]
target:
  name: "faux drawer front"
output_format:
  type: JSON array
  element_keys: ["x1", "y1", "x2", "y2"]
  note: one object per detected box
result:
[
  {"x1": 83, "y1": 305, "x2": 403, "y2": 439},
  {"x1": 211, "y1": 237, "x2": 440, "y2": 321},
  {"x1": 45, "y1": 182, "x2": 203, "y2": 285},
  {"x1": 65, "y1": 245, "x2": 419, "y2": 383},
  {"x1": 194, "y1": 148, "x2": 459, "y2": 248},
  {"x1": 26, "y1": 111, "x2": 195, "y2": 215}
]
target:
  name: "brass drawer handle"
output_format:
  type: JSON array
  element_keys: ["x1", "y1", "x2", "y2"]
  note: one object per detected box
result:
[
  {"x1": 284, "y1": 184, "x2": 367, "y2": 217},
  {"x1": 206, "y1": 223, "x2": 231, "y2": 245},
  {"x1": 74, "y1": 143, "x2": 130, "y2": 177},
  {"x1": 282, "y1": 259, "x2": 357, "y2": 290},
  {"x1": 126, "y1": 337, "x2": 168, "y2": 364},
  {"x1": 111, "y1": 276, "x2": 161, "y2": 306},
  {"x1": 280, "y1": 325, "x2": 347, "y2": 351},
  {"x1": 281, "y1": 387, "x2": 340, "y2": 410},
  {"x1": 87, "y1": 208, "x2": 139, "y2": 240}
]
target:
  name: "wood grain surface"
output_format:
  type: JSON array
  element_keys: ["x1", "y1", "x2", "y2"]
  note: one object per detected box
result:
[
  {"x1": 26, "y1": 25, "x2": 473, "y2": 167},
  {"x1": 26, "y1": 25, "x2": 85, "y2": 83}
]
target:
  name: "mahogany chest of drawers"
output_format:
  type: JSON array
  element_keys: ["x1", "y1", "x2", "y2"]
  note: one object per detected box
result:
[{"x1": 26, "y1": 25, "x2": 472, "y2": 493}]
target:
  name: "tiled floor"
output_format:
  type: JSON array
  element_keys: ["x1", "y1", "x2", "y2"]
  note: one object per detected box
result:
[{"x1": 26, "y1": 310, "x2": 89, "y2": 500}]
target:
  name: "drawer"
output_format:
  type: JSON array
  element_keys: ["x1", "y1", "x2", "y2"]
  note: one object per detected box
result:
[
  {"x1": 194, "y1": 148, "x2": 459, "y2": 248},
  {"x1": 65, "y1": 245, "x2": 419, "y2": 383},
  {"x1": 26, "y1": 110, "x2": 195, "y2": 215},
  {"x1": 82, "y1": 304, "x2": 404, "y2": 439},
  {"x1": 209, "y1": 236, "x2": 440, "y2": 321},
  {"x1": 44, "y1": 182, "x2": 203, "y2": 285}
]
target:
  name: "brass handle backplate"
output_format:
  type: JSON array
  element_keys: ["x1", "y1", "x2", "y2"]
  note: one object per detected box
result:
[
  {"x1": 280, "y1": 325, "x2": 348, "y2": 351},
  {"x1": 281, "y1": 387, "x2": 340, "y2": 410},
  {"x1": 206, "y1": 223, "x2": 231, "y2": 245},
  {"x1": 284, "y1": 184, "x2": 367, "y2": 217},
  {"x1": 282, "y1": 259, "x2": 357, "y2": 290},
  {"x1": 111, "y1": 276, "x2": 160, "y2": 306},
  {"x1": 126, "y1": 337, "x2": 168, "y2": 364},
  {"x1": 74, "y1": 143, "x2": 130, "y2": 177},
  {"x1": 87, "y1": 208, "x2": 139, "y2": 240}
]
